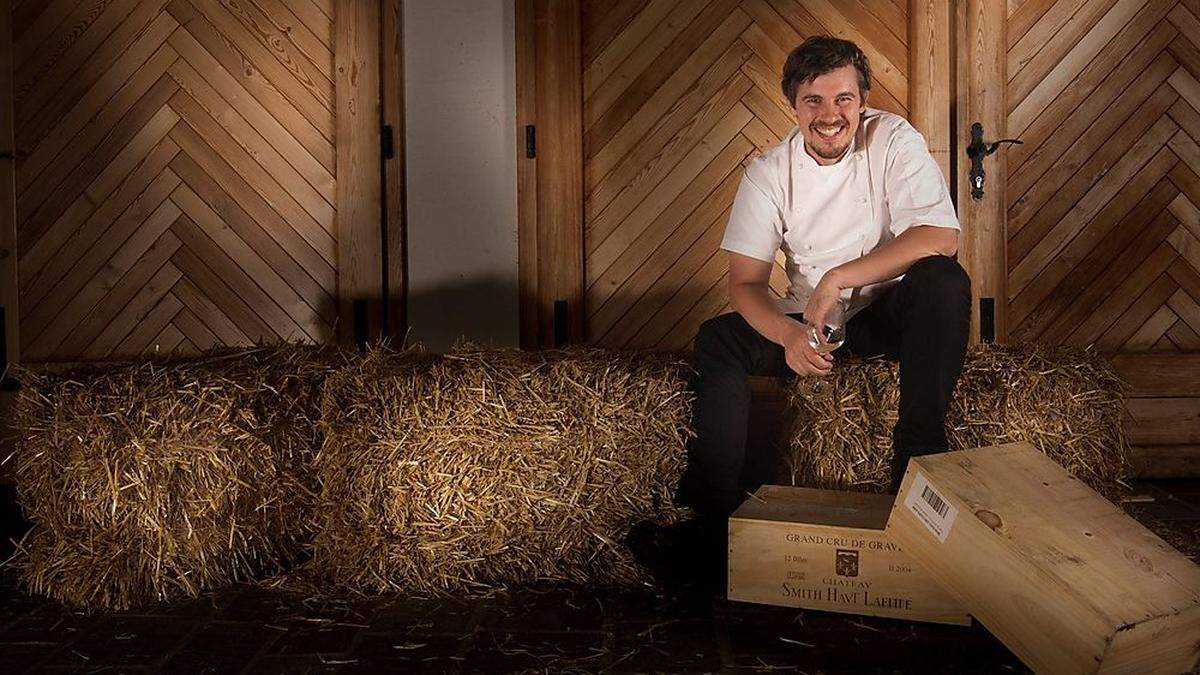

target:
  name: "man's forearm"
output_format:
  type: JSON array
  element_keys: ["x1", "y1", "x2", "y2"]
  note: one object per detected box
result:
[
  {"x1": 729, "y1": 282, "x2": 799, "y2": 346},
  {"x1": 825, "y1": 225, "x2": 958, "y2": 291}
]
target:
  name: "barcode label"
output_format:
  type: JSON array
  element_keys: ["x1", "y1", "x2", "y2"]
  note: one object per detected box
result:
[
  {"x1": 921, "y1": 485, "x2": 949, "y2": 517},
  {"x1": 904, "y1": 472, "x2": 958, "y2": 543}
]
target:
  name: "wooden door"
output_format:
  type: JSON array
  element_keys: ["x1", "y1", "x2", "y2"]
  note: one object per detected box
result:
[
  {"x1": 518, "y1": 0, "x2": 954, "y2": 351},
  {"x1": 964, "y1": 0, "x2": 1200, "y2": 475},
  {"x1": 7, "y1": 0, "x2": 391, "y2": 363}
]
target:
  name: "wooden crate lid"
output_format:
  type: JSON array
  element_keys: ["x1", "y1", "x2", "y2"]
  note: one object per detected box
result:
[
  {"x1": 910, "y1": 442, "x2": 1200, "y2": 622},
  {"x1": 731, "y1": 485, "x2": 892, "y2": 530}
]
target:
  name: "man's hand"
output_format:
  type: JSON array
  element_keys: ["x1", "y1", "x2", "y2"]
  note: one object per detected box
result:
[
  {"x1": 780, "y1": 318, "x2": 832, "y2": 377},
  {"x1": 804, "y1": 274, "x2": 844, "y2": 340}
]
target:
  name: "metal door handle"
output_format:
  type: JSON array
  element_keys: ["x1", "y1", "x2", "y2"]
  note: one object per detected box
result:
[{"x1": 966, "y1": 122, "x2": 1022, "y2": 200}]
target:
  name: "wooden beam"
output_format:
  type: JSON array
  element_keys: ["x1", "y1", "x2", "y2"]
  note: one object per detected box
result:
[
  {"x1": 955, "y1": 0, "x2": 1007, "y2": 344},
  {"x1": 909, "y1": 0, "x2": 952, "y2": 183},
  {"x1": 382, "y1": 0, "x2": 406, "y2": 344},
  {"x1": 526, "y1": 0, "x2": 583, "y2": 348},
  {"x1": 335, "y1": 0, "x2": 384, "y2": 346},
  {"x1": 516, "y1": 0, "x2": 538, "y2": 349}
]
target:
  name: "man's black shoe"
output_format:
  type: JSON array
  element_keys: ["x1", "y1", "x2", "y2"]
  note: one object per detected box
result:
[{"x1": 625, "y1": 517, "x2": 727, "y2": 597}]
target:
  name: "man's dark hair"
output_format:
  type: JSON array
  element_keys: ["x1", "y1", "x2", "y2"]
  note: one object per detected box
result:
[{"x1": 781, "y1": 36, "x2": 872, "y2": 107}]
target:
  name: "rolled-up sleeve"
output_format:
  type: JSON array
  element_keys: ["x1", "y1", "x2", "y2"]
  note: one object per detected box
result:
[
  {"x1": 721, "y1": 164, "x2": 783, "y2": 262},
  {"x1": 885, "y1": 124, "x2": 960, "y2": 237}
]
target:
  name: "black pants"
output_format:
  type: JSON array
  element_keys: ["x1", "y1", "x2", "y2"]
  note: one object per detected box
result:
[{"x1": 678, "y1": 255, "x2": 972, "y2": 518}]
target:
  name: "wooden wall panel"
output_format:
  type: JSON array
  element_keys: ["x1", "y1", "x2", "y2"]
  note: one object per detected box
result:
[
  {"x1": 13, "y1": 0, "x2": 342, "y2": 362},
  {"x1": 1004, "y1": 0, "x2": 1200, "y2": 473},
  {"x1": 581, "y1": 0, "x2": 918, "y2": 350}
]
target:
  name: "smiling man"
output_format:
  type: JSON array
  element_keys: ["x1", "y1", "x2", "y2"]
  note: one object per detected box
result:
[{"x1": 632, "y1": 36, "x2": 970, "y2": 592}]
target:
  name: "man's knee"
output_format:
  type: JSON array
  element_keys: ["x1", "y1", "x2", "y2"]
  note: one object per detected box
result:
[
  {"x1": 904, "y1": 256, "x2": 971, "y2": 310},
  {"x1": 694, "y1": 311, "x2": 748, "y2": 355}
]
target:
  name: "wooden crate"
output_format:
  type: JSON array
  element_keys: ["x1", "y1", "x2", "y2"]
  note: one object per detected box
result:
[
  {"x1": 728, "y1": 485, "x2": 970, "y2": 625},
  {"x1": 886, "y1": 442, "x2": 1200, "y2": 674}
]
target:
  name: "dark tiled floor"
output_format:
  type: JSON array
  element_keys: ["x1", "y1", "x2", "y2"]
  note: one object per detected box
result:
[{"x1": 0, "y1": 481, "x2": 1196, "y2": 674}]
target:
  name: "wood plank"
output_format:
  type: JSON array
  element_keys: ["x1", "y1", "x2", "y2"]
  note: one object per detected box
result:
[
  {"x1": 1167, "y1": 315, "x2": 1200, "y2": 348},
  {"x1": 1126, "y1": 398, "x2": 1200, "y2": 445},
  {"x1": 52, "y1": 230, "x2": 182, "y2": 360},
  {"x1": 171, "y1": 242, "x2": 275, "y2": 342},
  {"x1": 1064, "y1": 242, "x2": 1177, "y2": 347},
  {"x1": 16, "y1": 0, "x2": 171, "y2": 140},
  {"x1": 1009, "y1": 122, "x2": 1177, "y2": 298},
  {"x1": 84, "y1": 261, "x2": 184, "y2": 359},
  {"x1": 1129, "y1": 445, "x2": 1200, "y2": 478},
  {"x1": 593, "y1": 194, "x2": 734, "y2": 346},
  {"x1": 115, "y1": 293, "x2": 183, "y2": 356},
  {"x1": 170, "y1": 289, "x2": 244, "y2": 347},
  {"x1": 1008, "y1": 44, "x2": 1176, "y2": 210},
  {"x1": 583, "y1": 0, "x2": 653, "y2": 66},
  {"x1": 382, "y1": 0, "x2": 404, "y2": 341},
  {"x1": 141, "y1": 317, "x2": 186, "y2": 356},
  {"x1": 740, "y1": 0, "x2": 800, "y2": 64},
  {"x1": 85, "y1": 103, "x2": 179, "y2": 207},
  {"x1": 237, "y1": 0, "x2": 333, "y2": 81},
  {"x1": 1008, "y1": 0, "x2": 1152, "y2": 138},
  {"x1": 1121, "y1": 303, "x2": 1178, "y2": 350},
  {"x1": 1111, "y1": 352, "x2": 1200, "y2": 396},
  {"x1": 1006, "y1": 0, "x2": 1057, "y2": 49},
  {"x1": 1009, "y1": 146, "x2": 1177, "y2": 329},
  {"x1": 1007, "y1": 0, "x2": 1093, "y2": 82},
  {"x1": 821, "y1": 0, "x2": 908, "y2": 79},
  {"x1": 169, "y1": 210, "x2": 309, "y2": 342},
  {"x1": 1168, "y1": 64, "x2": 1200, "y2": 113},
  {"x1": 584, "y1": 0, "x2": 702, "y2": 126},
  {"x1": 167, "y1": 72, "x2": 333, "y2": 225},
  {"x1": 517, "y1": 0, "x2": 537, "y2": 348},
  {"x1": 1035, "y1": 212, "x2": 1178, "y2": 344},
  {"x1": 14, "y1": 0, "x2": 84, "y2": 72},
  {"x1": 590, "y1": 163, "x2": 740, "y2": 340},
  {"x1": 659, "y1": 265, "x2": 730, "y2": 350},
  {"x1": 585, "y1": 37, "x2": 750, "y2": 196},
  {"x1": 1167, "y1": 286, "x2": 1200, "y2": 336},
  {"x1": 797, "y1": 0, "x2": 908, "y2": 107},
  {"x1": 335, "y1": 0, "x2": 384, "y2": 344},
  {"x1": 1095, "y1": 271, "x2": 1178, "y2": 351},
  {"x1": 17, "y1": 74, "x2": 178, "y2": 255},
  {"x1": 0, "y1": 0, "x2": 16, "y2": 365},
  {"x1": 587, "y1": 104, "x2": 752, "y2": 286},
  {"x1": 176, "y1": 0, "x2": 331, "y2": 123},
  {"x1": 168, "y1": 118, "x2": 335, "y2": 266},
  {"x1": 587, "y1": 73, "x2": 750, "y2": 245},
  {"x1": 166, "y1": 0, "x2": 333, "y2": 143},
  {"x1": 1007, "y1": 0, "x2": 1176, "y2": 175},
  {"x1": 282, "y1": 0, "x2": 333, "y2": 53},
  {"x1": 1168, "y1": 164, "x2": 1200, "y2": 242},
  {"x1": 957, "y1": 0, "x2": 1006, "y2": 344},
  {"x1": 166, "y1": 118, "x2": 334, "y2": 288},
  {"x1": 1169, "y1": 32, "x2": 1200, "y2": 83},
  {"x1": 169, "y1": 88, "x2": 332, "y2": 235},
  {"x1": 168, "y1": 23, "x2": 334, "y2": 173},
  {"x1": 632, "y1": 244, "x2": 726, "y2": 348},
  {"x1": 170, "y1": 183, "x2": 330, "y2": 339},
  {"x1": 1168, "y1": 221, "x2": 1200, "y2": 272},
  {"x1": 18, "y1": 136, "x2": 180, "y2": 308},
  {"x1": 740, "y1": 80, "x2": 794, "y2": 138},
  {"x1": 585, "y1": 0, "x2": 746, "y2": 160},
  {"x1": 168, "y1": 56, "x2": 333, "y2": 203},
  {"x1": 20, "y1": 169, "x2": 181, "y2": 348},
  {"x1": 908, "y1": 0, "x2": 952, "y2": 181},
  {"x1": 531, "y1": 0, "x2": 584, "y2": 346},
  {"x1": 17, "y1": 8, "x2": 175, "y2": 196}
]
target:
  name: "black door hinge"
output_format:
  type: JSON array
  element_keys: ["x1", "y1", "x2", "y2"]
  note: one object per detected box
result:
[
  {"x1": 525, "y1": 125, "x2": 536, "y2": 159},
  {"x1": 381, "y1": 124, "x2": 395, "y2": 160}
]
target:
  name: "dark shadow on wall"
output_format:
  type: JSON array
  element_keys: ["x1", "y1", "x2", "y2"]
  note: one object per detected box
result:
[{"x1": 405, "y1": 277, "x2": 520, "y2": 353}]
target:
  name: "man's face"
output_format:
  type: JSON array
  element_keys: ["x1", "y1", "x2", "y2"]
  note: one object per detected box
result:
[{"x1": 791, "y1": 64, "x2": 867, "y2": 165}]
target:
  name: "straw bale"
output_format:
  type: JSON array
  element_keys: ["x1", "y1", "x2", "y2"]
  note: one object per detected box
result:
[
  {"x1": 784, "y1": 343, "x2": 1130, "y2": 497},
  {"x1": 308, "y1": 344, "x2": 692, "y2": 595},
  {"x1": 7, "y1": 345, "x2": 338, "y2": 610}
]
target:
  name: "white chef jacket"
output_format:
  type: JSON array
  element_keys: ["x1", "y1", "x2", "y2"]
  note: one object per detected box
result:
[{"x1": 720, "y1": 107, "x2": 960, "y2": 322}]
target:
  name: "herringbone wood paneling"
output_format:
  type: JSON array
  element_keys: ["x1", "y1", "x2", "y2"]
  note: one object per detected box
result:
[
  {"x1": 1005, "y1": 0, "x2": 1200, "y2": 354},
  {"x1": 582, "y1": 0, "x2": 909, "y2": 350},
  {"x1": 14, "y1": 0, "x2": 337, "y2": 361}
]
